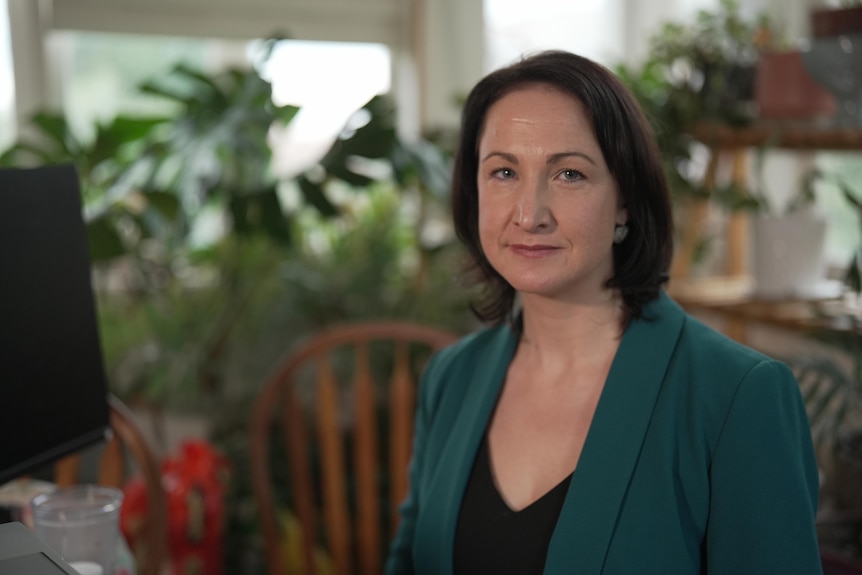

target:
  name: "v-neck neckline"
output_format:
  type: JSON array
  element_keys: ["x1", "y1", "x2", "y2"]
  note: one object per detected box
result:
[{"x1": 481, "y1": 435, "x2": 574, "y2": 514}]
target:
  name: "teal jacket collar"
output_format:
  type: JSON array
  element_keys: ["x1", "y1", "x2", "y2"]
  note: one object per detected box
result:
[{"x1": 417, "y1": 292, "x2": 686, "y2": 574}]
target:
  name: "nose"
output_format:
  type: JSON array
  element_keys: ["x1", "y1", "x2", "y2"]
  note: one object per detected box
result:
[{"x1": 514, "y1": 178, "x2": 553, "y2": 231}]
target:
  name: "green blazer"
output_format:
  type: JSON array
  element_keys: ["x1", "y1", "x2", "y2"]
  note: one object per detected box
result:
[{"x1": 386, "y1": 292, "x2": 822, "y2": 574}]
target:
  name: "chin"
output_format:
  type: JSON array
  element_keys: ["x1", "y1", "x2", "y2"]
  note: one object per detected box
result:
[
  {"x1": 507, "y1": 278, "x2": 574, "y2": 299},
  {"x1": 506, "y1": 273, "x2": 615, "y2": 303}
]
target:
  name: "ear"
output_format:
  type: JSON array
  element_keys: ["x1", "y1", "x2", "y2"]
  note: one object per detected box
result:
[{"x1": 615, "y1": 207, "x2": 628, "y2": 227}]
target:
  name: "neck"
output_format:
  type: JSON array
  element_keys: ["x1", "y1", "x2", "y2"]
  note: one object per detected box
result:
[{"x1": 516, "y1": 290, "x2": 625, "y2": 370}]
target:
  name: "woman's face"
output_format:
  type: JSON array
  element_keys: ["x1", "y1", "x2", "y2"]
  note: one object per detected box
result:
[{"x1": 476, "y1": 82, "x2": 627, "y2": 304}]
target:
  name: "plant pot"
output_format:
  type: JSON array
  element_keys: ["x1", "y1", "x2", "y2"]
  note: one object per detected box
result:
[
  {"x1": 811, "y1": 6, "x2": 862, "y2": 38},
  {"x1": 755, "y1": 50, "x2": 836, "y2": 121},
  {"x1": 751, "y1": 210, "x2": 828, "y2": 299}
]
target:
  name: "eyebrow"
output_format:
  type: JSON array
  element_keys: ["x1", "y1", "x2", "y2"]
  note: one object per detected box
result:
[
  {"x1": 480, "y1": 150, "x2": 597, "y2": 166},
  {"x1": 548, "y1": 151, "x2": 597, "y2": 166}
]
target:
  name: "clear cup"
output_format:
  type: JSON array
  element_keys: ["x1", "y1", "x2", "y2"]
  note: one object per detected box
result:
[{"x1": 30, "y1": 485, "x2": 124, "y2": 575}]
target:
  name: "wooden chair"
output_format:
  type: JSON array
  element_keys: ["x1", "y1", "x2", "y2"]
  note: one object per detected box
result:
[
  {"x1": 249, "y1": 321, "x2": 458, "y2": 575},
  {"x1": 54, "y1": 394, "x2": 168, "y2": 575}
]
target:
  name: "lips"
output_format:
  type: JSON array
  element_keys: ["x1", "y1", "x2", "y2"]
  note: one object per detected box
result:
[{"x1": 508, "y1": 243, "x2": 561, "y2": 258}]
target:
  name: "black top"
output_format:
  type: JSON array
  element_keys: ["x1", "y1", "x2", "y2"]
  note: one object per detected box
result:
[{"x1": 453, "y1": 436, "x2": 573, "y2": 575}]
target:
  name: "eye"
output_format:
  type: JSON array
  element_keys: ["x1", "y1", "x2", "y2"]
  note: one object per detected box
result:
[
  {"x1": 491, "y1": 167, "x2": 516, "y2": 179},
  {"x1": 559, "y1": 169, "x2": 585, "y2": 182}
]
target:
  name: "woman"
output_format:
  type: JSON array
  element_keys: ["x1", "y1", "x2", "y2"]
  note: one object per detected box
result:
[{"x1": 386, "y1": 50, "x2": 822, "y2": 575}]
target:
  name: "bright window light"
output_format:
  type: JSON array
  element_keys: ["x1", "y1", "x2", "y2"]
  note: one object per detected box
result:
[
  {"x1": 0, "y1": 0, "x2": 16, "y2": 150},
  {"x1": 484, "y1": 0, "x2": 623, "y2": 71},
  {"x1": 258, "y1": 40, "x2": 391, "y2": 178}
]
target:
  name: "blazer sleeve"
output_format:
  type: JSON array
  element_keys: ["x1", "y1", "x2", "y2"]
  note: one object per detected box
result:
[
  {"x1": 385, "y1": 348, "x2": 448, "y2": 575},
  {"x1": 705, "y1": 359, "x2": 823, "y2": 574}
]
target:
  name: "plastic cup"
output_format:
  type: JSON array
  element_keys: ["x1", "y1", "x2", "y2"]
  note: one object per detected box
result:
[{"x1": 30, "y1": 485, "x2": 124, "y2": 575}]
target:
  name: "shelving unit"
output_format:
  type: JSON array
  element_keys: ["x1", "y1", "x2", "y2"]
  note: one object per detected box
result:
[
  {"x1": 673, "y1": 122, "x2": 862, "y2": 282},
  {"x1": 669, "y1": 122, "x2": 862, "y2": 344},
  {"x1": 688, "y1": 123, "x2": 862, "y2": 151}
]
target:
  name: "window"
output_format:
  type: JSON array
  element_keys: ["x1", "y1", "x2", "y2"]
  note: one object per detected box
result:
[
  {"x1": 0, "y1": 0, "x2": 15, "y2": 151},
  {"x1": 259, "y1": 39, "x2": 391, "y2": 178},
  {"x1": 49, "y1": 31, "x2": 216, "y2": 140},
  {"x1": 49, "y1": 32, "x2": 390, "y2": 179},
  {"x1": 484, "y1": 0, "x2": 625, "y2": 71},
  {"x1": 817, "y1": 152, "x2": 862, "y2": 269}
]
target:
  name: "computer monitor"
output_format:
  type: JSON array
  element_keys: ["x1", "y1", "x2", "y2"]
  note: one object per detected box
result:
[{"x1": 0, "y1": 164, "x2": 110, "y2": 485}]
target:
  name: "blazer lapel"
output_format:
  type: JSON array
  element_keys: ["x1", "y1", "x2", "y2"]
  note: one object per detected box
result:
[
  {"x1": 544, "y1": 292, "x2": 685, "y2": 575},
  {"x1": 414, "y1": 325, "x2": 518, "y2": 575}
]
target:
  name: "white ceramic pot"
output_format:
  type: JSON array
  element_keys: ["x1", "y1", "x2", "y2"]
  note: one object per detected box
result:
[{"x1": 751, "y1": 210, "x2": 828, "y2": 299}]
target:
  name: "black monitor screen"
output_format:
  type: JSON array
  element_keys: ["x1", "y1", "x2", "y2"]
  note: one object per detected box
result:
[{"x1": 0, "y1": 164, "x2": 110, "y2": 484}]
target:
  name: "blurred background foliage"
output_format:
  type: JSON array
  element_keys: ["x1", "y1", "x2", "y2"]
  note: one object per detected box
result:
[
  {"x1": 0, "y1": 40, "x2": 475, "y2": 415},
  {"x1": 1, "y1": 43, "x2": 477, "y2": 573}
]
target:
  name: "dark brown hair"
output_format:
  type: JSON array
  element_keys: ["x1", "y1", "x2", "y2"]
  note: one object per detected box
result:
[{"x1": 451, "y1": 50, "x2": 673, "y2": 326}]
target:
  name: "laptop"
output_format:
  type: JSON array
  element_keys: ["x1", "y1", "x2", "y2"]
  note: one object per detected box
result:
[{"x1": 0, "y1": 522, "x2": 80, "y2": 574}]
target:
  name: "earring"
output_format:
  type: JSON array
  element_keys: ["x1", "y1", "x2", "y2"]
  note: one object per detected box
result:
[{"x1": 613, "y1": 224, "x2": 629, "y2": 244}]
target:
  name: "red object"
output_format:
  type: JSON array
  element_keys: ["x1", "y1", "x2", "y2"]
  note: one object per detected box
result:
[
  {"x1": 755, "y1": 50, "x2": 836, "y2": 120},
  {"x1": 163, "y1": 441, "x2": 231, "y2": 575},
  {"x1": 120, "y1": 477, "x2": 148, "y2": 551},
  {"x1": 811, "y1": 6, "x2": 862, "y2": 38},
  {"x1": 121, "y1": 440, "x2": 231, "y2": 575}
]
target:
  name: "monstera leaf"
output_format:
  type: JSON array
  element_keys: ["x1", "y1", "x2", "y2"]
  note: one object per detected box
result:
[{"x1": 295, "y1": 94, "x2": 453, "y2": 217}]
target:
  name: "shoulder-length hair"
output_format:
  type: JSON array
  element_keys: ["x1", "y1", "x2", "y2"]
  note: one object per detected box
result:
[{"x1": 451, "y1": 50, "x2": 673, "y2": 326}]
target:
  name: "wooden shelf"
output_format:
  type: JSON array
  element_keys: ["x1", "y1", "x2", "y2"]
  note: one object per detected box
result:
[
  {"x1": 689, "y1": 122, "x2": 862, "y2": 151},
  {"x1": 673, "y1": 121, "x2": 862, "y2": 283},
  {"x1": 668, "y1": 276, "x2": 860, "y2": 343}
]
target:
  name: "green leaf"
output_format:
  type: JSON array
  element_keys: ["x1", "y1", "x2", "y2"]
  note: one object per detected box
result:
[
  {"x1": 138, "y1": 81, "x2": 193, "y2": 104},
  {"x1": 31, "y1": 112, "x2": 72, "y2": 148},
  {"x1": 104, "y1": 116, "x2": 169, "y2": 144},
  {"x1": 144, "y1": 191, "x2": 182, "y2": 220},
  {"x1": 86, "y1": 217, "x2": 127, "y2": 262},
  {"x1": 228, "y1": 195, "x2": 254, "y2": 236},
  {"x1": 731, "y1": 196, "x2": 761, "y2": 212},
  {"x1": 324, "y1": 95, "x2": 398, "y2": 162},
  {"x1": 837, "y1": 178, "x2": 862, "y2": 209},
  {"x1": 391, "y1": 140, "x2": 452, "y2": 199},
  {"x1": 226, "y1": 188, "x2": 291, "y2": 243},
  {"x1": 845, "y1": 252, "x2": 862, "y2": 294},
  {"x1": 801, "y1": 371, "x2": 825, "y2": 405},
  {"x1": 173, "y1": 63, "x2": 226, "y2": 95},
  {"x1": 0, "y1": 146, "x2": 16, "y2": 166},
  {"x1": 297, "y1": 177, "x2": 339, "y2": 217},
  {"x1": 88, "y1": 117, "x2": 165, "y2": 166},
  {"x1": 274, "y1": 104, "x2": 300, "y2": 125},
  {"x1": 0, "y1": 142, "x2": 56, "y2": 166},
  {"x1": 256, "y1": 187, "x2": 292, "y2": 244},
  {"x1": 808, "y1": 381, "x2": 841, "y2": 427},
  {"x1": 323, "y1": 164, "x2": 375, "y2": 188}
]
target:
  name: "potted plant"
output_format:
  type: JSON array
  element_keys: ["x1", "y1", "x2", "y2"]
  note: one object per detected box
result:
[
  {"x1": 615, "y1": 1, "x2": 771, "y2": 276},
  {"x1": 644, "y1": 0, "x2": 762, "y2": 128},
  {"x1": 745, "y1": 163, "x2": 832, "y2": 298},
  {"x1": 616, "y1": 0, "x2": 768, "y2": 164}
]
